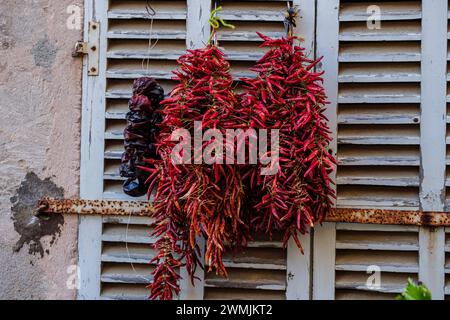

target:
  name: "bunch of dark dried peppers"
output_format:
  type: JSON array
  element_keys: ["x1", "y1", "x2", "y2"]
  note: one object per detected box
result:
[
  {"x1": 120, "y1": 77, "x2": 164, "y2": 197},
  {"x1": 144, "y1": 33, "x2": 335, "y2": 300}
]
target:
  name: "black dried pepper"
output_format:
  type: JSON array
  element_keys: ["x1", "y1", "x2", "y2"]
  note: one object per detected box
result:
[{"x1": 120, "y1": 77, "x2": 164, "y2": 197}]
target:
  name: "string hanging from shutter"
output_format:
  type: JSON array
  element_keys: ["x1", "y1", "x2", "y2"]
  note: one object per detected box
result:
[
  {"x1": 142, "y1": 0, "x2": 158, "y2": 72},
  {"x1": 207, "y1": 5, "x2": 235, "y2": 45},
  {"x1": 119, "y1": 0, "x2": 165, "y2": 198},
  {"x1": 284, "y1": 3, "x2": 298, "y2": 37}
]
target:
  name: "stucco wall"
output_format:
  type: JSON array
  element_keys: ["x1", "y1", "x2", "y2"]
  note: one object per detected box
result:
[{"x1": 0, "y1": 0, "x2": 83, "y2": 299}]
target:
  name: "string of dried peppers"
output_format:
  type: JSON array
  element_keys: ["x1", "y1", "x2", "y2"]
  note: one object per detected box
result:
[
  {"x1": 143, "y1": 9, "x2": 334, "y2": 300},
  {"x1": 145, "y1": 44, "x2": 250, "y2": 300},
  {"x1": 120, "y1": 77, "x2": 164, "y2": 197},
  {"x1": 240, "y1": 33, "x2": 336, "y2": 251}
]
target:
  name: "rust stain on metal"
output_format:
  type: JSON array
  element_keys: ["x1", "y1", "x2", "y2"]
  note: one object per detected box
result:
[
  {"x1": 36, "y1": 197, "x2": 154, "y2": 217},
  {"x1": 326, "y1": 208, "x2": 450, "y2": 227},
  {"x1": 36, "y1": 198, "x2": 450, "y2": 227}
]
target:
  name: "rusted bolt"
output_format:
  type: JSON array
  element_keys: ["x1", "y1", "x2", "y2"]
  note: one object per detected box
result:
[
  {"x1": 33, "y1": 203, "x2": 48, "y2": 216},
  {"x1": 33, "y1": 202, "x2": 51, "y2": 220},
  {"x1": 413, "y1": 117, "x2": 419, "y2": 123},
  {"x1": 90, "y1": 67, "x2": 97, "y2": 73},
  {"x1": 91, "y1": 46, "x2": 97, "y2": 52}
]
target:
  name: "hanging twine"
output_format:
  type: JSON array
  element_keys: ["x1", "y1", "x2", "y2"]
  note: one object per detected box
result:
[
  {"x1": 284, "y1": 4, "x2": 299, "y2": 37},
  {"x1": 208, "y1": 6, "x2": 235, "y2": 45}
]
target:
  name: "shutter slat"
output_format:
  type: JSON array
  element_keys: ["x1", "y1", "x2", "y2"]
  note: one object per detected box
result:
[
  {"x1": 339, "y1": 1, "x2": 421, "y2": 22},
  {"x1": 336, "y1": 224, "x2": 419, "y2": 232},
  {"x1": 101, "y1": 283, "x2": 149, "y2": 300},
  {"x1": 204, "y1": 288, "x2": 285, "y2": 300},
  {"x1": 337, "y1": 167, "x2": 420, "y2": 187},
  {"x1": 217, "y1": 31, "x2": 283, "y2": 41},
  {"x1": 101, "y1": 263, "x2": 154, "y2": 284},
  {"x1": 336, "y1": 230, "x2": 419, "y2": 251},
  {"x1": 107, "y1": 51, "x2": 184, "y2": 60},
  {"x1": 108, "y1": 12, "x2": 187, "y2": 20},
  {"x1": 102, "y1": 224, "x2": 156, "y2": 244},
  {"x1": 337, "y1": 137, "x2": 419, "y2": 145},
  {"x1": 106, "y1": 70, "x2": 173, "y2": 79},
  {"x1": 336, "y1": 250, "x2": 419, "y2": 273},
  {"x1": 338, "y1": 145, "x2": 420, "y2": 166},
  {"x1": 339, "y1": 74, "x2": 420, "y2": 83},
  {"x1": 101, "y1": 243, "x2": 156, "y2": 264},
  {"x1": 339, "y1": 156, "x2": 419, "y2": 166},
  {"x1": 108, "y1": 31, "x2": 186, "y2": 40},
  {"x1": 103, "y1": 216, "x2": 153, "y2": 225},
  {"x1": 339, "y1": 63, "x2": 421, "y2": 83},
  {"x1": 338, "y1": 113, "x2": 419, "y2": 124},
  {"x1": 336, "y1": 272, "x2": 415, "y2": 293},
  {"x1": 337, "y1": 198, "x2": 419, "y2": 208},
  {"x1": 205, "y1": 268, "x2": 286, "y2": 291}
]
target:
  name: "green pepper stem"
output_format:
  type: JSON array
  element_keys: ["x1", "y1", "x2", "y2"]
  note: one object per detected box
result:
[{"x1": 208, "y1": 6, "x2": 235, "y2": 45}]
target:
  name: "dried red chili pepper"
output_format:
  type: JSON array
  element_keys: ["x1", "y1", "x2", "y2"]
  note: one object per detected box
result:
[
  {"x1": 240, "y1": 32, "x2": 336, "y2": 249},
  {"x1": 146, "y1": 45, "x2": 250, "y2": 300}
]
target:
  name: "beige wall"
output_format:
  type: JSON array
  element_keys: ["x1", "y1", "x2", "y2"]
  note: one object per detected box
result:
[{"x1": 0, "y1": 0, "x2": 83, "y2": 299}]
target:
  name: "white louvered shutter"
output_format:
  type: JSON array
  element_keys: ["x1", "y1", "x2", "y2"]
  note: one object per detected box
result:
[
  {"x1": 103, "y1": 0, "x2": 191, "y2": 300},
  {"x1": 79, "y1": 0, "x2": 189, "y2": 300},
  {"x1": 80, "y1": 0, "x2": 449, "y2": 301},
  {"x1": 79, "y1": 0, "x2": 313, "y2": 300},
  {"x1": 336, "y1": 0, "x2": 422, "y2": 209},
  {"x1": 314, "y1": 0, "x2": 447, "y2": 300}
]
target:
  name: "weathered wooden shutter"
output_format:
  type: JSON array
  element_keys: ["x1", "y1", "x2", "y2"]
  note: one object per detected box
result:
[
  {"x1": 314, "y1": 0, "x2": 447, "y2": 300},
  {"x1": 79, "y1": 0, "x2": 312, "y2": 300},
  {"x1": 79, "y1": 0, "x2": 190, "y2": 300},
  {"x1": 79, "y1": 0, "x2": 449, "y2": 300}
]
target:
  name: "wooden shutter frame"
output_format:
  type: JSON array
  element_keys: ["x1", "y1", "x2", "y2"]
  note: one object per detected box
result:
[{"x1": 78, "y1": 0, "x2": 106, "y2": 299}]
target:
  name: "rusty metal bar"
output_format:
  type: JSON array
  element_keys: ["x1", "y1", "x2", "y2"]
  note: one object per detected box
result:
[
  {"x1": 36, "y1": 197, "x2": 450, "y2": 226},
  {"x1": 327, "y1": 208, "x2": 450, "y2": 227},
  {"x1": 36, "y1": 197, "x2": 153, "y2": 217}
]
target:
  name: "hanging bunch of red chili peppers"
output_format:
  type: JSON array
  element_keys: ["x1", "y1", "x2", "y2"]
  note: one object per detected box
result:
[
  {"x1": 240, "y1": 32, "x2": 336, "y2": 251},
  {"x1": 142, "y1": 6, "x2": 335, "y2": 300},
  {"x1": 145, "y1": 8, "x2": 251, "y2": 300}
]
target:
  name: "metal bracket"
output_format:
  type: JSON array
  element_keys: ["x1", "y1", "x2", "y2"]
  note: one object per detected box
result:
[
  {"x1": 72, "y1": 21, "x2": 100, "y2": 76},
  {"x1": 72, "y1": 41, "x2": 88, "y2": 56}
]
